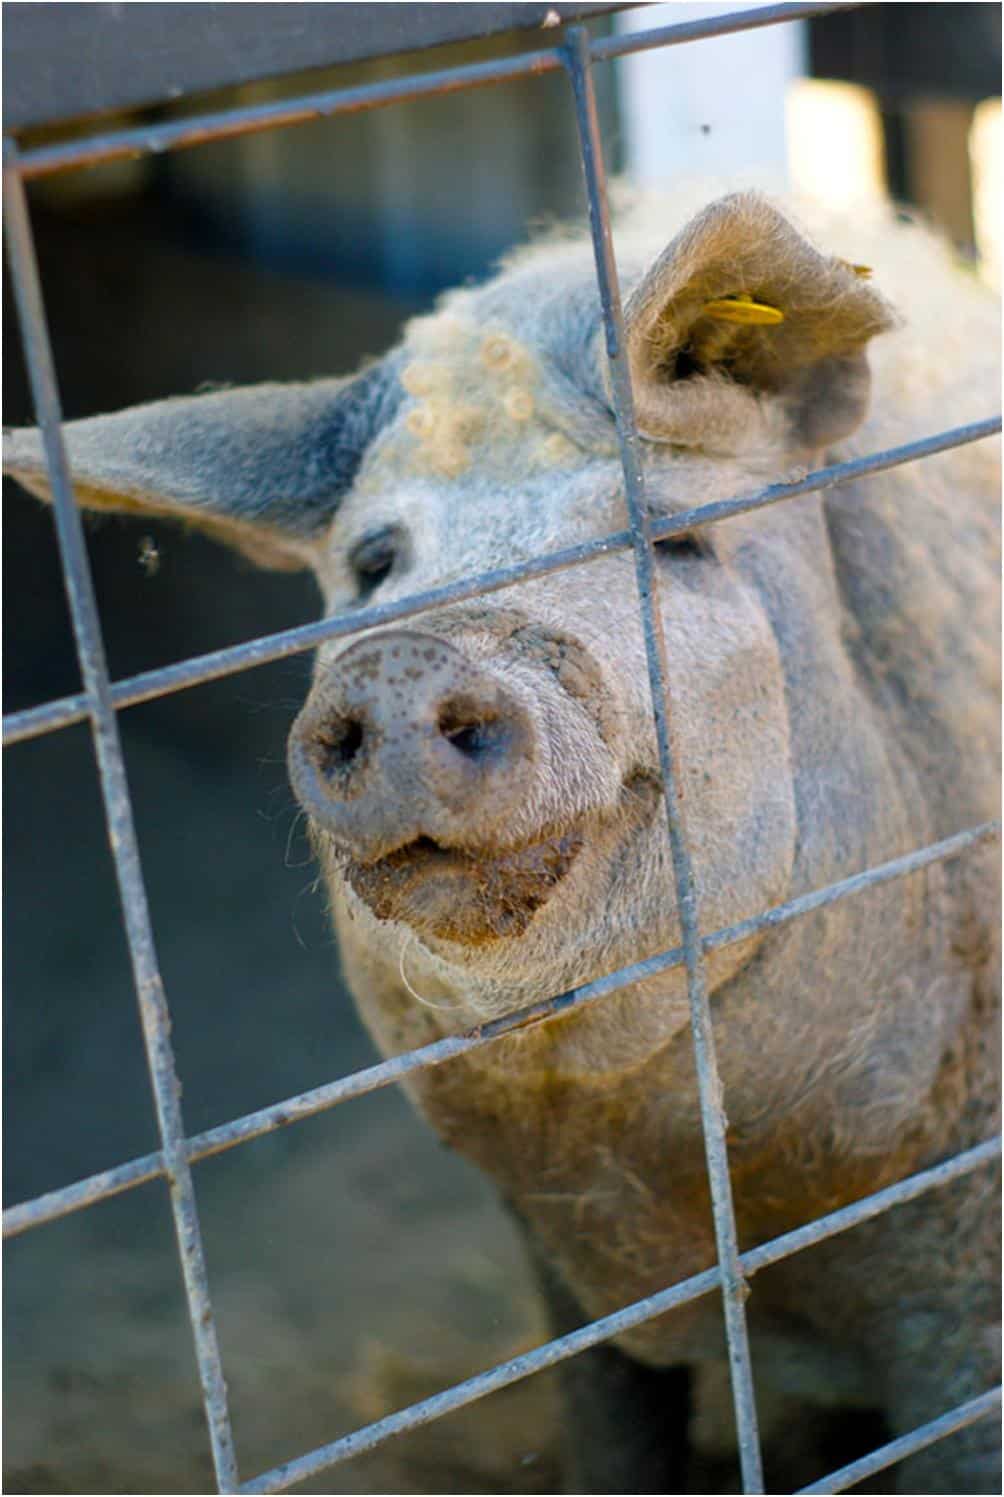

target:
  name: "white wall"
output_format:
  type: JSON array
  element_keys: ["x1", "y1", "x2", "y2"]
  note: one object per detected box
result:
[{"x1": 614, "y1": 2, "x2": 807, "y2": 191}]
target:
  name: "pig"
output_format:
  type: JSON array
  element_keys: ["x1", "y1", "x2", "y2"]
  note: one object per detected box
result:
[{"x1": 5, "y1": 190, "x2": 1000, "y2": 1494}]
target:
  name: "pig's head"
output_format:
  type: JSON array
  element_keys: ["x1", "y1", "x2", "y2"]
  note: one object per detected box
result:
[{"x1": 5, "y1": 194, "x2": 896, "y2": 1024}]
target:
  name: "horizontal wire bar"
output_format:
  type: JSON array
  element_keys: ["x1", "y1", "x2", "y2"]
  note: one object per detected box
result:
[
  {"x1": 5, "y1": 415, "x2": 999, "y2": 748},
  {"x1": 4, "y1": 4, "x2": 859, "y2": 180},
  {"x1": 592, "y1": 0, "x2": 858, "y2": 59},
  {"x1": 1, "y1": 522, "x2": 632, "y2": 745},
  {"x1": 3, "y1": 51, "x2": 561, "y2": 179},
  {"x1": 2, "y1": 1151, "x2": 167, "y2": 1235},
  {"x1": 239, "y1": 1136, "x2": 1001, "y2": 1492},
  {"x1": 796, "y1": 1388, "x2": 1003, "y2": 1494},
  {"x1": 5, "y1": 819, "x2": 996, "y2": 1239}
]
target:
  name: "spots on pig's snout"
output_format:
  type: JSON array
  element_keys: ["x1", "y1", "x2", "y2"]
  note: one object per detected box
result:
[{"x1": 388, "y1": 312, "x2": 582, "y2": 481}]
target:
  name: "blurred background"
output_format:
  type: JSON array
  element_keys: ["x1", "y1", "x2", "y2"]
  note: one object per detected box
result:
[{"x1": 3, "y1": 3, "x2": 1000, "y2": 1491}]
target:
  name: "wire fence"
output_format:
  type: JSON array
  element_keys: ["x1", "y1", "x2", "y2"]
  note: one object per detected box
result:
[{"x1": 3, "y1": 4, "x2": 1001, "y2": 1493}]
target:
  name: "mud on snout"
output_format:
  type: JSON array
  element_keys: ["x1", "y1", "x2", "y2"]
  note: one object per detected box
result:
[{"x1": 287, "y1": 622, "x2": 652, "y2": 947}]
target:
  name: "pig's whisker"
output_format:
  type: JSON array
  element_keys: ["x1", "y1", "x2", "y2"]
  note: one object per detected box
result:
[
  {"x1": 399, "y1": 931, "x2": 465, "y2": 1012},
  {"x1": 284, "y1": 808, "x2": 312, "y2": 869}
]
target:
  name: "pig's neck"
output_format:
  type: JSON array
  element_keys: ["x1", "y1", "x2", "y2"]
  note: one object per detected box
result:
[
  {"x1": 342, "y1": 873, "x2": 962, "y2": 1179},
  {"x1": 335, "y1": 815, "x2": 983, "y2": 1247},
  {"x1": 391, "y1": 927, "x2": 978, "y2": 1367}
]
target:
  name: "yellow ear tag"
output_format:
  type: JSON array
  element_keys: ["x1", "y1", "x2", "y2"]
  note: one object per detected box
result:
[
  {"x1": 701, "y1": 293, "x2": 785, "y2": 326},
  {"x1": 838, "y1": 259, "x2": 874, "y2": 278}
]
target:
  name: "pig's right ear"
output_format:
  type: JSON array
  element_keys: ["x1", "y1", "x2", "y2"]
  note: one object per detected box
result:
[
  {"x1": 2, "y1": 364, "x2": 400, "y2": 571},
  {"x1": 614, "y1": 193, "x2": 897, "y2": 455}
]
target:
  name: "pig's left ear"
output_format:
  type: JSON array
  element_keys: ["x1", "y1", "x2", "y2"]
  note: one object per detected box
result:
[
  {"x1": 2, "y1": 363, "x2": 399, "y2": 571},
  {"x1": 616, "y1": 192, "x2": 897, "y2": 453}
]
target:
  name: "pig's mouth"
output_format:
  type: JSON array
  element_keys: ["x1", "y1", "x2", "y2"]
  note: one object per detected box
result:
[
  {"x1": 341, "y1": 770, "x2": 662, "y2": 947},
  {"x1": 344, "y1": 827, "x2": 585, "y2": 946}
]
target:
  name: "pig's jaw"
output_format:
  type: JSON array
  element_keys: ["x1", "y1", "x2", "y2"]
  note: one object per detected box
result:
[
  {"x1": 342, "y1": 826, "x2": 585, "y2": 947},
  {"x1": 323, "y1": 768, "x2": 662, "y2": 964}
]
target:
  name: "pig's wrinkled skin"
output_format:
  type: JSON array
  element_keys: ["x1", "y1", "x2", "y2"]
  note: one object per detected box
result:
[{"x1": 6, "y1": 192, "x2": 1000, "y2": 1493}]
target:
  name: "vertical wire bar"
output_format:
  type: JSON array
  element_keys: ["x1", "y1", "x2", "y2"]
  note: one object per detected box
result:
[
  {"x1": 562, "y1": 28, "x2": 765, "y2": 1492},
  {"x1": 2, "y1": 161, "x2": 240, "y2": 1494}
]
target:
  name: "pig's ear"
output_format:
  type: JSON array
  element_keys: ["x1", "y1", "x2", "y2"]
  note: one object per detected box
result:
[
  {"x1": 2, "y1": 364, "x2": 400, "y2": 571},
  {"x1": 617, "y1": 192, "x2": 897, "y2": 453}
]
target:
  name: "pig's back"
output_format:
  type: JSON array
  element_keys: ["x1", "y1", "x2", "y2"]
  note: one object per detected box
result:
[{"x1": 819, "y1": 207, "x2": 1000, "y2": 835}]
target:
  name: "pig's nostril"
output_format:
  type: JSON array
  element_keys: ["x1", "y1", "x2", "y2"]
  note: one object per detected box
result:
[
  {"x1": 437, "y1": 702, "x2": 498, "y2": 759},
  {"x1": 446, "y1": 723, "x2": 487, "y2": 757},
  {"x1": 315, "y1": 716, "x2": 365, "y2": 777}
]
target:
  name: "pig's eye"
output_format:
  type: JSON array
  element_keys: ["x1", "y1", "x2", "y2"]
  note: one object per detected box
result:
[
  {"x1": 349, "y1": 526, "x2": 399, "y2": 598},
  {"x1": 654, "y1": 530, "x2": 707, "y2": 560}
]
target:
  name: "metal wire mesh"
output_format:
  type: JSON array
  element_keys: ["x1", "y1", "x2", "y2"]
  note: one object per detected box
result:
[{"x1": 3, "y1": 4, "x2": 1001, "y2": 1494}]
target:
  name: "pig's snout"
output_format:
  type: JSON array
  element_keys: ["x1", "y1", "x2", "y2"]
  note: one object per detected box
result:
[{"x1": 288, "y1": 630, "x2": 537, "y2": 861}]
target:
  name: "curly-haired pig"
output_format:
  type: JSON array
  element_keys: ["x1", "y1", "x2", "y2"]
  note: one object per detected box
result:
[{"x1": 6, "y1": 191, "x2": 1000, "y2": 1494}]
